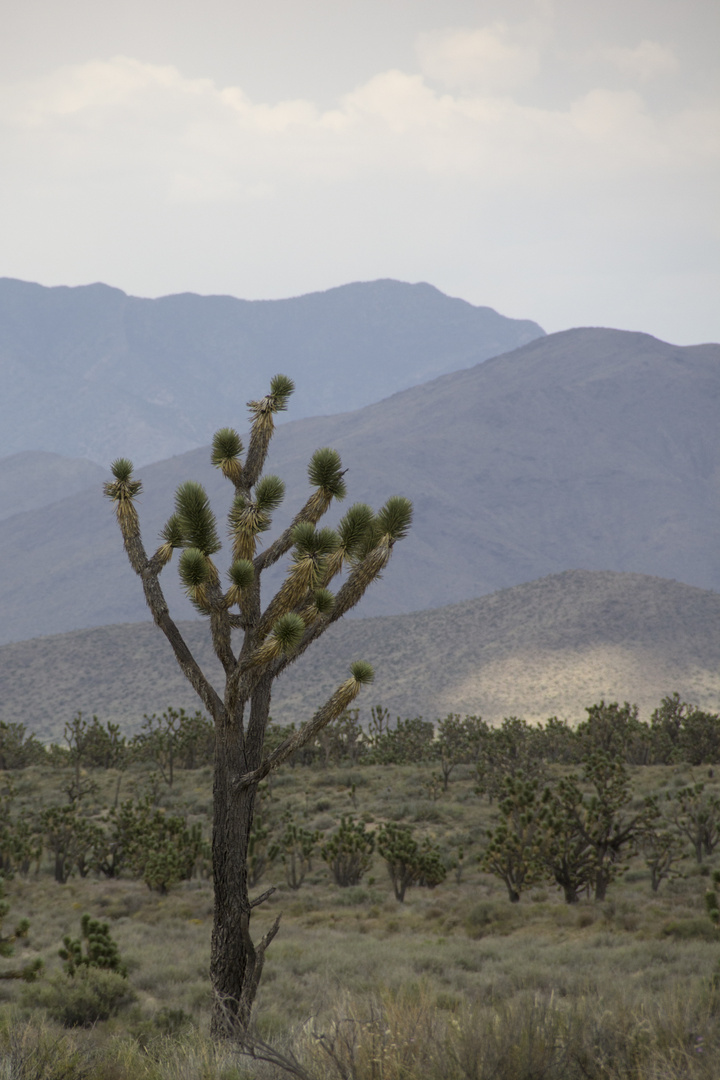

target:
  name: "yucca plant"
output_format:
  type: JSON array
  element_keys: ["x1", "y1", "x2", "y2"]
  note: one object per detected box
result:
[
  {"x1": 105, "y1": 374, "x2": 412, "y2": 1036},
  {"x1": 59, "y1": 914, "x2": 126, "y2": 978}
]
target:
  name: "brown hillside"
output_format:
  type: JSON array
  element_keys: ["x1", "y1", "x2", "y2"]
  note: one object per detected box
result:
[{"x1": 2, "y1": 570, "x2": 718, "y2": 742}]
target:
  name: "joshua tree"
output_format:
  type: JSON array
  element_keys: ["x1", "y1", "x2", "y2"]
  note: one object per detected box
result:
[
  {"x1": 321, "y1": 815, "x2": 375, "y2": 886},
  {"x1": 104, "y1": 375, "x2": 412, "y2": 1036},
  {"x1": 539, "y1": 752, "x2": 652, "y2": 902},
  {"x1": 482, "y1": 776, "x2": 543, "y2": 903},
  {"x1": 377, "y1": 822, "x2": 446, "y2": 900}
]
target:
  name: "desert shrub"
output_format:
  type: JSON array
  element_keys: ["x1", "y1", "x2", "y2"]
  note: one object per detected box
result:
[
  {"x1": 661, "y1": 918, "x2": 718, "y2": 941},
  {"x1": 154, "y1": 1006, "x2": 193, "y2": 1036},
  {"x1": 27, "y1": 969, "x2": 136, "y2": 1027},
  {"x1": 0, "y1": 722, "x2": 46, "y2": 770},
  {"x1": 464, "y1": 900, "x2": 518, "y2": 938}
]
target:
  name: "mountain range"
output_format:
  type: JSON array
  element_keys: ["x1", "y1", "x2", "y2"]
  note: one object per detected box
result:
[
  {"x1": 0, "y1": 322, "x2": 717, "y2": 645},
  {"x1": 0, "y1": 276, "x2": 543, "y2": 465},
  {"x1": 2, "y1": 570, "x2": 718, "y2": 741}
]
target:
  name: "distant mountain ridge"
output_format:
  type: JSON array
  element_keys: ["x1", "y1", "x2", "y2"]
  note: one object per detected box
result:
[
  {"x1": 2, "y1": 571, "x2": 718, "y2": 741},
  {"x1": 0, "y1": 325, "x2": 717, "y2": 644},
  {"x1": 0, "y1": 452, "x2": 106, "y2": 523},
  {"x1": 0, "y1": 276, "x2": 544, "y2": 465}
]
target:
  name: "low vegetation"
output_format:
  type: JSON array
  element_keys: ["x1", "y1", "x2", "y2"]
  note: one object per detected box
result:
[{"x1": 1, "y1": 694, "x2": 720, "y2": 1076}]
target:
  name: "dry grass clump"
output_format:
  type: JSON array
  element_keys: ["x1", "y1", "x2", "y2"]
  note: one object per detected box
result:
[
  {"x1": 0, "y1": 1013, "x2": 253, "y2": 1080},
  {"x1": 240, "y1": 980, "x2": 720, "y2": 1080},
  {"x1": 3, "y1": 983, "x2": 720, "y2": 1080}
]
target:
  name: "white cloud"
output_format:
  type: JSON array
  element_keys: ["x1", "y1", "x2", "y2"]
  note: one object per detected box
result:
[
  {"x1": 415, "y1": 24, "x2": 541, "y2": 92},
  {"x1": 603, "y1": 40, "x2": 679, "y2": 83},
  {"x1": 0, "y1": 39, "x2": 718, "y2": 344},
  {"x1": 3, "y1": 53, "x2": 712, "y2": 202}
]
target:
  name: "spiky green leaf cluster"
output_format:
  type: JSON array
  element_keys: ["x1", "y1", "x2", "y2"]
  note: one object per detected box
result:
[
  {"x1": 174, "y1": 481, "x2": 221, "y2": 556},
  {"x1": 248, "y1": 374, "x2": 295, "y2": 423},
  {"x1": 308, "y1": 447, "x2": 346, "y2": 500},
  {"x1": 255, "y1": 475, "x2": 285, "y2": 513},
  {"x1": 110, "y1": 458, "x2": 135, "y2": 483},
  {"x1": 310, "y1": 588, "x2": 335, "y2": 617},
  {"x1": 347, "y1": 514, "x2": 383, "y2": 563},
  {"x1": 228, "y1": 492, "x2": 271, "y2": 561},
  {"x1": 226, "y1": 557, "x2": 254, "y2": 608},
  {"x1": 350, "y1": 660, "x2": 374, "y2": 685},
  {"x1": 292, "y1": 523, "x2": 340, "y2": 559},
  {"x1": 161, "y1": 514, "x2": 184, "y2": 549},
  {"x1": 211, "y1": 428, "x2": 244, "y2": 465},
  {"x1": 269, "y1": 612, "x2": 305, "y2": 654},
  {"x1": 377, "y1": 496, "x2": 413, "y2": 542},
  {"x1": 154, "y1": 513, "x2": 185, "y2": 565},
  {"x1": 211, "y1": 428, "x2": 244, "y2": 483},
  {"x1": 338, "y1": 503, "x2": 374, "y2": 555},
  {"x1": 228, "y1": 494, "x2": 249, "y2": 529},
  {"x1": 299, "y1": 586, "x2": 336, "y2": 625},
  {"x1": 103, "y1": 459, "x2": 142, "y2": 508},
  {"x1": 291, "y1": 521, "x2": 317, "y2": 553},
  {"x1": 228, "y1": 559, "x2": 254, "y2": 591},
  {"x1": 179, "y1": 548, "x2": 211, "y2": 592},
  {"x1": 269, "y1": 374, "x2": 295, "y2": 410}
]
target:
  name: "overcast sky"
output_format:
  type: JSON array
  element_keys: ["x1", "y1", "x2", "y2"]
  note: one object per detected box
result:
[{"x1": 1, "y1": 0, "x2": 718, "y2": 344}]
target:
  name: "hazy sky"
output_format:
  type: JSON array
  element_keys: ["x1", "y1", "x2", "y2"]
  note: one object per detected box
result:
[{"x1": 2, "y1": 0, "x2": 718, "y2": 343}]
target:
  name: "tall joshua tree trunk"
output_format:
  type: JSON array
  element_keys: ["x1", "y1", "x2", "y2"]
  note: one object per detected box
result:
[{"x1": 104, "y1": 375, "x2": 411, "y2": 1036}]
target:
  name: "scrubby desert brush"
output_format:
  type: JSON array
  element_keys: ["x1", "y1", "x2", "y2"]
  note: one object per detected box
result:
[{"x1": 0, "y1": 694, "x2": 719, "y2": 1072}]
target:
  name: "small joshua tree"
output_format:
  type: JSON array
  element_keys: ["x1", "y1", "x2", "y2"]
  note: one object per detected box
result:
[
  {"x1": 321, "y1": 816, "x2": 375, "y2": 886},
  {"x1": 269, "y1": 810, "x2": 320, "y2": 890},
  {"x1": 59, "y1": 914, "x2": 127, "y2": 978},
  {"x1": 667, "y1": 783, "x2": 720, "y2": 864},
  {"x1": 642, "y1": 813, "x2": 685, "y2": 893},
  {"x1": 538, "y1": 752, "x2": 652, "y2": 903},
  {"x1": 482, "y1": 776, "x2": 543, "y2": 903},
  {"x1": 105, "y1": 375, "x2": 411, "y2": 1036},
  {"x1": 377, "y1": 823, "x2": 446, "y2": 901},
  {"x1": 436, "y1": 714, "x2": 472, "y2": 791}
]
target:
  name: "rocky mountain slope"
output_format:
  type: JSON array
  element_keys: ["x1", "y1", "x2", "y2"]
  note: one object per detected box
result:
[
  {"x1": 3, "y1": 571, "x2": 717, "y2": 740},
  {"x1": 0, "y1": 326, "x2": 717, "y2": 644}
]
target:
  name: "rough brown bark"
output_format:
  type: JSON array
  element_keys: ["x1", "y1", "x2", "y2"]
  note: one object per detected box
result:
[{"x1": 210, "y1": 719, "x2": 263, "y2": 1035}]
